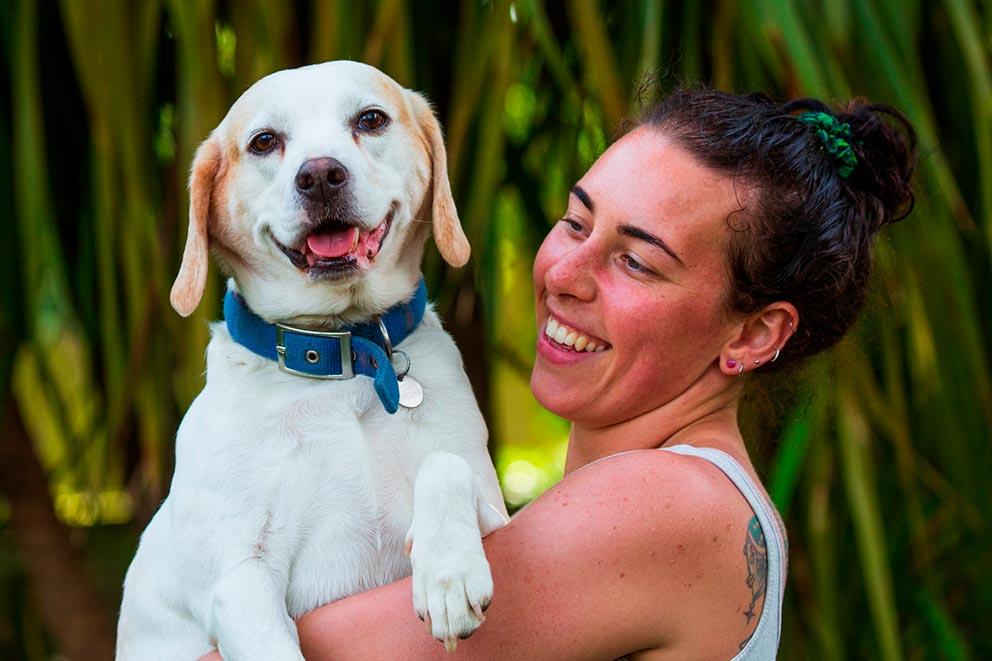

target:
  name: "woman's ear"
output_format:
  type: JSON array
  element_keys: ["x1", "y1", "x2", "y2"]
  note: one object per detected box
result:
[
  {"x1": 719, "y1": 303, "x2": 798, "y2": 375},
  {"x1": 171, "y1": 137, "x2": 222, "y2": 317},
  {"x1": 408, "y1": 91, "x2": 470, "y2": 267}
]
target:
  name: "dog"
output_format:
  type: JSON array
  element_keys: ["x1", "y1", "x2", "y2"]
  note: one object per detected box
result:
[{"x1": 116, "y1": 61, "x2": 508, "y2": 660}]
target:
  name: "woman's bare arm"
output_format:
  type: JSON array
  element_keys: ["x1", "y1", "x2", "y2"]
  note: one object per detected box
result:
[
  {"x1": 297, "y1": 450, "x2": 750, "y2": 660},
  {"x1": 203, "y1": 450, "x2": 751, "y2": 659}
]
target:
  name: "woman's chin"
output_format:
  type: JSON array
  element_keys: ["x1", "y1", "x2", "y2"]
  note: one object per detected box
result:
[{"x1": 529, "y1": 367, "x2": 586, "y2": 420}]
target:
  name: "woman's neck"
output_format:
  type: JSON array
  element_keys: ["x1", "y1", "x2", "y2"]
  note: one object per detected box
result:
[{"x1": 563, "y1": 370, "x2": 743, "y2": 475}]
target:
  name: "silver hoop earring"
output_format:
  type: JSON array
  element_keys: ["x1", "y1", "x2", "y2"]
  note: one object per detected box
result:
[
  {"x1": 771, "y1": 348, "x2": 781, "y2": 362},
  {"x1": 738, "y1": 362, "x2": 745, "y2": 379}
]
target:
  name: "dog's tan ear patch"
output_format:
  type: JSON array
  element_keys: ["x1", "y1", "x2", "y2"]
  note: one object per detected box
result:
[
  {"x1": 410, "y1": 92, "x2": 470, "y2": 267},
  {"x1": 171, "y1": 137, "x2": 222, "y2": 317}
]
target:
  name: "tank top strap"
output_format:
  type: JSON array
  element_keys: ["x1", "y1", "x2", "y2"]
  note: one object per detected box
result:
[{"x1": 659, "y1": 444, "x2": 786, "y2": 660}]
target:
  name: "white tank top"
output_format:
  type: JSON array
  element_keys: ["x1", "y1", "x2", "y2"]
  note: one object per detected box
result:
[{"x1": 660, "y1": 444, "x2": 786, "y2": 660}]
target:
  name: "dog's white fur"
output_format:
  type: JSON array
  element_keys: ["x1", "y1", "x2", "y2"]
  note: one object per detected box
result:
[{"x1": 117, "y1": 61, "x2": 507, "y2": 660}]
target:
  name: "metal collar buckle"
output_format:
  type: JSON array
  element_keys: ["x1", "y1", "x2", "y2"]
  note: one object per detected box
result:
[{"x1": 274, "y1": 323, "x2": 354, "y2": 379}]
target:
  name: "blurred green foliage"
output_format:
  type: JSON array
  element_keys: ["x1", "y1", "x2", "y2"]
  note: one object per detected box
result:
[{"x1": 1, "y1": 0, "x2": 990, "y2": 658}]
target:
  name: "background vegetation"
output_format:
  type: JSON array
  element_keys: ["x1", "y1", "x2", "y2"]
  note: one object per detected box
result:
[{"x1": 1, "y1": 0, "x2": 990, "y2": 658}]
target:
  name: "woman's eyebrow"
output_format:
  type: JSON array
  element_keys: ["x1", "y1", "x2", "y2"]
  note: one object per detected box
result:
[
  {"x1": 618, "y1": 224, "x2": 685, "y2": 266},
  {"x1": 570, "y1": 185, "x2": 594, "y2": 212}
]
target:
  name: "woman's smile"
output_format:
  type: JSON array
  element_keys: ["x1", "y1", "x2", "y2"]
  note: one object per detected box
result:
[{"x1": 536, "y1": 312, "x2": 612, "y2": 364}]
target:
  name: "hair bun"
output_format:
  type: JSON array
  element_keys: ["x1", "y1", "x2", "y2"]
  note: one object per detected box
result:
[{"x1": 839, "y1": 100, "x2": 918, "y2": 230}]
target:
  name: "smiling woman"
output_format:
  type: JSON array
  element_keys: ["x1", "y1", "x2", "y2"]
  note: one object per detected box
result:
[
  {"x1": 202, "y1": 87, "x2": 916, "y2": 660},
  {"x1": 531, "y1": 130, "x2": 749, "y2": 442}
]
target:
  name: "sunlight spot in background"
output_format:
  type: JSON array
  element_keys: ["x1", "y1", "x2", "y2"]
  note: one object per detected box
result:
[
  {"x1": 497, "y1": 436, "x2": 568, "y2": 508},
  {"x1": 215, "y1": 22, "x2": 236, "y2": 78},
  {"x1": 54, "y1": 488, "x2": 133, "y2": 527},
  {"x1": 504, "y1": 83, "x2": 538, "y2": 141},
  {"x1": 504, "y1": 460, "x2": 540, "y2": 498}
]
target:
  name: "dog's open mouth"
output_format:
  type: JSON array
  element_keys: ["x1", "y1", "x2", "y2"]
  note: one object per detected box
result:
[{"x1": 273, "y1": 207, "x2": 394, "y2": 279}]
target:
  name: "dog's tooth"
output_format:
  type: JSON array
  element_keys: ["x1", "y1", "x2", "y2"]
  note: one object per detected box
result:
[
  {"x1": 351, "y1": 226, "x2": 360, "y2": 250},
  {"x1": 574, "y1": 335, "x2": 588, "y2": 351}
]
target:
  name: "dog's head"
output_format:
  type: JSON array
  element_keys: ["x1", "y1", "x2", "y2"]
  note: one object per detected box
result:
[{"x1": 170, "y1": 60, "x2": 468, "y2": 322}]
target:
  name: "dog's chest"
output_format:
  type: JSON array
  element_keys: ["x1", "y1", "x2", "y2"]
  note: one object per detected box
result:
[
  {"x1": 198, "y1": 367, "x2": 417, "y2": 617},
  {"x1": 283, "y1": 415, "x2": 413, "y2": 616}
]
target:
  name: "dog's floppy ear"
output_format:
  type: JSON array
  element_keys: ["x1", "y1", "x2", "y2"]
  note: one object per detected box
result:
[
  {"x1": 171, "y1": 137, "x2": 222, "y2": 317},
  {"x1": 410, "y1": 93, "x2": 470, "y2": 267}
]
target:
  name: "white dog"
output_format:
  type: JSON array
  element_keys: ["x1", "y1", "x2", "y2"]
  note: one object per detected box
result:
[{"x1": 116, "y1": 61, "x2": 508, "y2": 660}]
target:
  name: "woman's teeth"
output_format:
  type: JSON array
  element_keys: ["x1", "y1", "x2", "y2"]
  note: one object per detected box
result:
[{"x1": 545, "y1": 317, "x2": 607, "y2": 352}]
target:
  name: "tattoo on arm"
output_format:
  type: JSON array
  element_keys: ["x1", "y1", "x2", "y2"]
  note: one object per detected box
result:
[{"x1": 739, "y1": 515, "x2": 767, "y2": 650}]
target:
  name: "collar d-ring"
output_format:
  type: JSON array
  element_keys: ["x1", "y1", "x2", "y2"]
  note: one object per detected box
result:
[
  {"x1": 376, "y1": 315, "x2": 411, "y2": 379},
  {"x1": 376, "y1": 316, "x2": 394, "y2": 360}
]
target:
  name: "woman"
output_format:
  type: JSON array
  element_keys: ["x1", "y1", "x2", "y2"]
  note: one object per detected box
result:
[{"x1": 210, "y1": 88, "x2": 916, "y2": 659}]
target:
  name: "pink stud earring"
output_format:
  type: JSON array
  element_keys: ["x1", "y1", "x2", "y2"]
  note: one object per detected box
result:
[{"x1": 726, "y1": 358, "x2": 738, "y2": 369}]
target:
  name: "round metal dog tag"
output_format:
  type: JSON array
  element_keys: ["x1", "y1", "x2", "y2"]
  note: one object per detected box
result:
[{"x1": 398, "y1": 375, "x2": 424, "y2": 408}]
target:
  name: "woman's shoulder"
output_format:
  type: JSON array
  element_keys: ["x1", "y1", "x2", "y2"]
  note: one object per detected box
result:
[
  {"x1": 555, "y1": 447, "x2": 755, "y2": 525},
  {"x1": 511, "y1": 448, "x2": 768, "y2": 657}
]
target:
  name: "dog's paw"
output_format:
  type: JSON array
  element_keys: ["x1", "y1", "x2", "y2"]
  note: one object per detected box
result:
[{"x1": 407, "y1": 524, "x2": 492, "y2": 652}]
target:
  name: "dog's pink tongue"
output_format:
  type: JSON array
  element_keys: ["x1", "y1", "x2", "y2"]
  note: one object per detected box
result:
[{"x1": 307, "y1": 228, "x2": 356, "y2": 259}]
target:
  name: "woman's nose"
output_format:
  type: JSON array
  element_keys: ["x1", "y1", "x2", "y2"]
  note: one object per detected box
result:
[{"x1": 545, "y1": 241, "x2": 597, "y2": 302}]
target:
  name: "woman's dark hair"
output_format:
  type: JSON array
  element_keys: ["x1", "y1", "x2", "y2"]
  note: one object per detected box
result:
[{"x1": 636, "y1": 88, "x2": 917, "y2": 368}]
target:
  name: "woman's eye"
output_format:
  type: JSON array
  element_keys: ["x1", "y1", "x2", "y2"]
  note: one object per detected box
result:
[
  {"x1": 560, "y1": 217, "x2": 583, "y2": 232},
  {"x1": 248, "y1": 131, "x2": 279, "y2": 154},
  {"x1": 356, "y1": 109, "x2": 389, "y2": 132},
  {"x1": 622, "y1": 254, "x2": 654, "y2": 275}
]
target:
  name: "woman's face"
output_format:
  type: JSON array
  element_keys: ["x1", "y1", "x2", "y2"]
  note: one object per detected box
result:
[{"x1": 531, "y1": 128, "x2": 745, "y2": 426}]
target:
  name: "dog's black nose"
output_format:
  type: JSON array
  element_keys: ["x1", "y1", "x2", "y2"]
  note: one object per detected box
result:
[{"x1": 295, "y1": 157, "x2": 349, "y2": 200}]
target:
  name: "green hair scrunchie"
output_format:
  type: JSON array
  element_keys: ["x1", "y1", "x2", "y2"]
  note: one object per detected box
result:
[{"x1": 797, "y1": 111, "x2": 859, "y2": 179}]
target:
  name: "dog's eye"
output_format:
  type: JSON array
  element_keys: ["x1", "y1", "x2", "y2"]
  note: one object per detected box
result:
[
  {"x1": 356, "y1": 110, "x2": 388, "y2": 132},
  {"x1": 249, "y1": 131, "x2": 279, "y2": 154}
]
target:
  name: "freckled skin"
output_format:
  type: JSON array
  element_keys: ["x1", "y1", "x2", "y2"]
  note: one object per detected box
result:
[{"x1": 531, "y1": 129, "x2": 743, "y2": 430}]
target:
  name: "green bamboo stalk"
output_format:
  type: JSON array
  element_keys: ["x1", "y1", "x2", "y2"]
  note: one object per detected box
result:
[
  {"x1": 803, "y1": 413, "x2": 843, "y2": 661},
  {"x1": 712, "y1": 0, "x2": 737, "y2": 91},
  {"x1": 445, "y1": 0, "x2": 503, "y2": 190},
  {"x1": 636, "y1": 0, "x2": 661, "y2": 86},
  {"x1": 680, "y1": 1, "x2": 702, "y2": 84},
  {"x1": 363, "y1": 0, "x2": 402, "y2": 68},
  {"x1": 385, "y1": 0, "x2": 413, "y2": 86},
  {"x1": 567, "y1": 1, "x2": 625, "y2": 128},
  {"x1": 768, "y1": 387, "x2": 824, "y2": 517},
  {"x1": 822, "y1": 0, "x2": 850, "y2": 53},
  {"x1": 526, "y1": 0, "x2": 580, "y2": 95},
  {"x1": 836, "y1": 381, "x2": 903, "y2": 661},
  {"x1": 310, "y1": 0, "x2": 339, "y2": 61},
  {"x1": 751, "y1": 0, "x2": 832, "y2": 95},
  {"x1": 232, "y1": 0, "x2": 291, "y2": 88},
  {"x1": 13, "y1": 0, "x2": 68, "y2": 335},
  {"x1": 944, "y1": 0, "x2": 992, "y2": 257}
]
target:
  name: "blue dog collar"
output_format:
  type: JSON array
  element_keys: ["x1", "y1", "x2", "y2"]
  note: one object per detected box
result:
[{"x1": 223, "y1": 279, "x2": 428, "y2": 414}]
